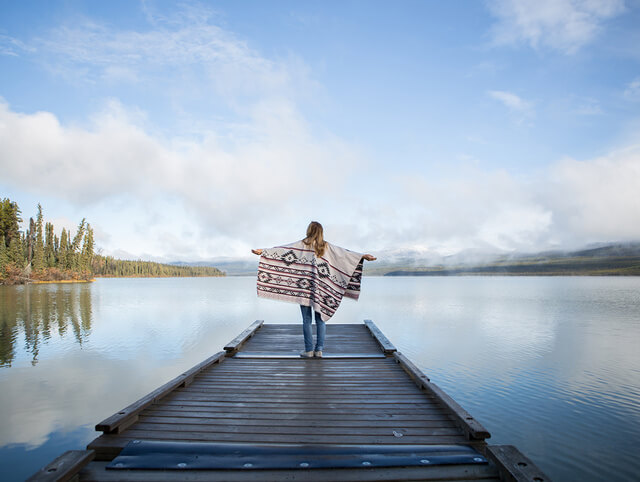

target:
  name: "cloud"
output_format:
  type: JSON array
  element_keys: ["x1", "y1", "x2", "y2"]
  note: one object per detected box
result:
[
  {"x1": 0, "y1": 4, "x2": 353, "y2": 257},
  {"x1": 0, "y1": 100, "x2": 170, "y2": 202},
  {"x1": 488, "y1": 90, "x2": 534, "y2": 123},
  {"x1": 624, "y1": 77, "x2": 640, "y2": 101},
  {"x1": 0, "y1": 98, "x2": 361, "y2": 256},
  {"x1": 33, "y1": 5, "x2": 313, "y2": 105},
  {"x1": 0, "y1": 34, "x2": 32, "y2": 57},
  {"x1": 487, "y1": 0, "x2": 626, "y2": 54},
  {"x1": 387, "y1": 167, "x2": 553, "y2": 253},
  {"x1": 548, "y1": 145, "x2": 640, "y2": 242},
  {"x1": 3, "y1": 2, "x2": 639, "y2": 259},
  {"x1": 3, "y1": 99, "x2": 640, "y2": 257},
  {"x1": 488, "y1": 90, "x2": 532, "y2": 112},
  {"x1": 354, "y1": 143, "x2": 640, "y2": 254},
  {"x1": 574, "y1": 97, "x2": 603, "y2": 115}
]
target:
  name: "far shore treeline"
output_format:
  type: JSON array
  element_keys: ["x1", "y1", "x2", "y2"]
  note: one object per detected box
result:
[{"x1": 0, "y1": 198, "x2": 224, "y2": 285}]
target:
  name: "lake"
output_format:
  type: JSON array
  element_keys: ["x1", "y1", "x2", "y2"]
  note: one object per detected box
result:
[{"x1": 1, "y1": 276, "x2": 639, "y2": 481}]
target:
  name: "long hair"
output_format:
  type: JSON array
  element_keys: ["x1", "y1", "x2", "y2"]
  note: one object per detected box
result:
[{"x1": 303, "y1": 221, "x2": 327, "y2": 257}]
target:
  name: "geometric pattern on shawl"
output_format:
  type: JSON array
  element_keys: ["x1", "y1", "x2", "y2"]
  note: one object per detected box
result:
[{"x1": 257, "y1": 240, "x2": 364, "y2": 321}]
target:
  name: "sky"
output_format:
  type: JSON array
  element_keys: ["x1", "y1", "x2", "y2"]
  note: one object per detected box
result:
[{"x1": 1, "y1": 0, "x2": 639, "y2": 262}]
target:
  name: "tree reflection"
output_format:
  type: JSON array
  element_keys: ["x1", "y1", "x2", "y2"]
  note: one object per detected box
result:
[{"x1": 0, "y1": 283, "x2": 93, "y2": 367}]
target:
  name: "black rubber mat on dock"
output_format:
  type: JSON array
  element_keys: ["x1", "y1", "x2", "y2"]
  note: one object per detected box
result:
[{"x1": 107, "y1": 441, "x2": 488, "y2": 470}]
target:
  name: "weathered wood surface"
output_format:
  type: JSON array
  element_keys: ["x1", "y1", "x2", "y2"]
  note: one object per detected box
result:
[
  {"x1": 238, "y1": 323, "x2": 383, "y2": 354},
  {"x1": 89, "y1": 357, "x2": 477, "y2": 460},
  {"x1": 96, "y1": 351, "x2": 226, "y2": 434},
  {"x1": 223, "y1": 319, "x2": 264, "y2": 353},
  {"x1": 485, "y1": 445, "x2": 550, "y2": 482},
  {"x1": 233, "y1": 351, "x2": 386, "y2": 358},
  {"x1": 30, "y1": 321, "x2": 547, "y2": 481},
  {"x1": 393, "y1": 352, "x2": 490, "y2": 440},
  {"x1": 27, "y1": 450, "x2": 94, "y2": 482},
  {"x1": 364, "y1": 319, "x2": 397, "y2": 354}
]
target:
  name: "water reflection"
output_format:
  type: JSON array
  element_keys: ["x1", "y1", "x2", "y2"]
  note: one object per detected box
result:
[
  {"x1": 0, "y1": 283, "x2": 93, "y2": 367},
  {"x1": 0, "y1": 277, "x2": 639, "y2": 482}
]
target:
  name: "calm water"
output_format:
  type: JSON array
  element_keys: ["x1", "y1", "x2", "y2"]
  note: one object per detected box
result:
[{"x1": 1, "y1": 276, "x2": 639, "y2": 481}]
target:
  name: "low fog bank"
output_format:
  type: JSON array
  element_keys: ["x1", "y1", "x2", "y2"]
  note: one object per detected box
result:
[
  {"x1": 372, "y1": 242, "x2": 640, "y2": 276},
  {"x1": 168, "y1": 241, "x2": 640, "y2": 276}
]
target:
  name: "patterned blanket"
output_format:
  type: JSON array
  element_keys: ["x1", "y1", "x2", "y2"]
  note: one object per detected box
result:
[{"x1": 257, "y1": 240, "x2": 364, "y2": 321}]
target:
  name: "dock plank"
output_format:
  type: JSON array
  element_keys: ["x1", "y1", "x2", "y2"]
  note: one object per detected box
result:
[
  {"x1": 485, "y1": 445, "x2": 551, "y2": 482},
  {"x1": 137, "y1": 415, "x2": 458, "y2": 428},
  {"x1": 237, "y1": 323, "x2": 384, "y2": 354},
  {"x1": 364, "y1": 319, "x2": 397, "y2": 354},
  {"x1": 143, "y1": 408, "x2": 451, "y2": 421},
  {"x1": 92, "y1": 430, "x2": 471, "y2": 446},
  {"x1": 129, "y1": 421, "x2": 463, "y2": 437},
  {"x1": 96, "y1": 351, "x2": 226, "y2": 434},
  {"x1": 86, "y1": 353, "x2": 482, "y2": 463},
  {"x1": 223, "y1": 319, "x2": 264, "y2": 353},
  {"x1": 27, "y1": 450, "x2": 94, "y2": 482}
]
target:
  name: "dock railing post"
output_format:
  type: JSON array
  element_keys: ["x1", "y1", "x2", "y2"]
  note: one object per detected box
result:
[
  {"x1": 224, "y1": 319, "x2": 264, "y2": 355},
  {"x1": 363, "y1": 319, "x2": 397, "y2": 355},
  {"x1": 95, "y1": 351, "x2": 227, "y2": 434},
  {"x1": 392, "y1": 353, "x2": 491, "y2": 441}
]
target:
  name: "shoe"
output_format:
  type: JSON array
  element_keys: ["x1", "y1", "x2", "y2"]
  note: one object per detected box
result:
[
  {"x1": 314, "y1": 351, "x2": 323, "y2": 358},
  {"x1": 300, "y1": 350, "x2": 314, "y2": 358}
]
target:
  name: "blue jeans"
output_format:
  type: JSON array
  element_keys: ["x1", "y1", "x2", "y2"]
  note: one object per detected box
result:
[{"x1": 300, "y1": 305, "x2": 325, "y2": 352}]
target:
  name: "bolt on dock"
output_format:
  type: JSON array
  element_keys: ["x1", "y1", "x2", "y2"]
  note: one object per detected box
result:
[{"x1": 29, "y1": 320, "x2": 549, "y2": 481}]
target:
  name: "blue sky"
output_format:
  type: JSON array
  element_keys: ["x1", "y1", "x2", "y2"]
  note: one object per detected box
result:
[{"x1": 1, "y1": 0, "x2": 639, "y2": 261}]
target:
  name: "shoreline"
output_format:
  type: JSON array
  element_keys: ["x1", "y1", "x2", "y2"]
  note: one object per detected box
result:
[
  {"x1": 1, "y1": 274, "x2": 226, "y2": 286},
  {"x1": 31, "y1": 278, "x2": 95, "y2": 284}
]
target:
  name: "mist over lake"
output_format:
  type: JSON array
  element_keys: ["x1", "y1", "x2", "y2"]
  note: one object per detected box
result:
[{"x1": 1, "y1": 276, "x2": 639, "y2": 481}]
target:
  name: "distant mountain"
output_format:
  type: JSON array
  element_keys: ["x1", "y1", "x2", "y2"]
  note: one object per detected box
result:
[
  {"x1": 571, "y1": 243, "x2": 640, "y2": 258},
  {"x1": 380, "y1": 242, "x2": 640, "y2": 276},
  {"x1": 169, "y1": 242, "x2": 640, "y2": 277},
  {"x1": 171, "y1": 258, "x2": 257, "y2": 276}
]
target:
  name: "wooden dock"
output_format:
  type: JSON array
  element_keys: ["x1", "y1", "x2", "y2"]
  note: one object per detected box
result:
[{"x1": 29, "y1": 320, "x2": 549, "y2": 481}]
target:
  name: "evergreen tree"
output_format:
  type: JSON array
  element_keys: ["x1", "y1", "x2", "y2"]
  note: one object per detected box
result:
[
  {"x1": 2, "y1": 198, "x2": 225, "y2": 283},
  {"x1": 45, "y1": 222, "x2": 56, "y2": 267},
  {"x1": 81, "y1": 224, "x2": 94, "y2": 272},
  {"x1": 70, "y1": 219, "x2": 86, "y2": 271},
  {"x1": 9, "y1": 236, "x2": 24, "y2": 266},
  {"x1": 53, "y1": 233, "x2": 59, "y2": 263},
  {"x1": 0, "y1": 198, "x2": 22, "y2": 248},
  {"x1": 26, "y1": 218, "x2": 35, "y2": 264},
  {"x1": 33, "y1": 204, "x2": 45, "y2": 271},
  {"x1": 59, "y1": 228, "x2": 69, "y2": 270},
  {"x1": 0, "y1": 235, "x2": 8, "y2": 273}
]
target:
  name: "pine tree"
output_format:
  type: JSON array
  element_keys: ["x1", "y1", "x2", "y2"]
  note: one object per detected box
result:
[
  {"x1": 53, "y1": 233, "x2": 59, "y2": 262},
  {"x1": 9, "y1": 236, "x2": 24, "y2": 266},
  {"x1": 70, "y1": 219, "x2": 86, "y2": 271},
  {"x1": 45, "y1": 222, "x2": 56, "y2": 267},
  {"x1": 33, "y1": 204, "x2": 45, "y2": 271},
  {"x1": 26, "y1": 218, "x2": 35, "y2": 264},
  {"x1": 59, "y1": 228, "x2": 69, "y2": 269},
  {"x1": 81, "y1": 224, "x2": 94, "y2": 272},
  {"x1": 0, "y1": 198, "x2": 22, "y2": 248},
  {"x1": 0, "y1": 235, "x2": 8, "y2": 273}
]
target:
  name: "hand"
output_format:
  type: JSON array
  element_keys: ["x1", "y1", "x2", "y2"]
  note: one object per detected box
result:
[
  {"x1": 251, "y1": 249, "x2": 263, "y2": 255},
  {"x1": 363, "y1": 254, "x2": 376, "y2": 261}
]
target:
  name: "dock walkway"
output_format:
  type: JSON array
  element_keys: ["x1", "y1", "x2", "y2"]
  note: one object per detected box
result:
[{"x1": 30, "y1": 321, "x2": 549, "y2": 481}]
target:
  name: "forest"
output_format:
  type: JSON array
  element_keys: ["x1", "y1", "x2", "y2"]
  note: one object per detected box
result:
[{"x1": 0, "y1": 198, "x2": 224, "y2": 284}]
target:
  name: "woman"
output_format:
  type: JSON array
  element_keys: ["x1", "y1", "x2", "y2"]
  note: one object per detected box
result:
[{"x1": 252, "y1": 221, "x2": 376, "y2": 358}]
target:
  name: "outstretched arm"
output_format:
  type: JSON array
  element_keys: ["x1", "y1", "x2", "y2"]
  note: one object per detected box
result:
[
  {"x1": 362, "y1": 254, "x2": 376, "y2": 261},
  {"x1": 251, "y1": 249, "x2": 263, "y2": 256}
]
